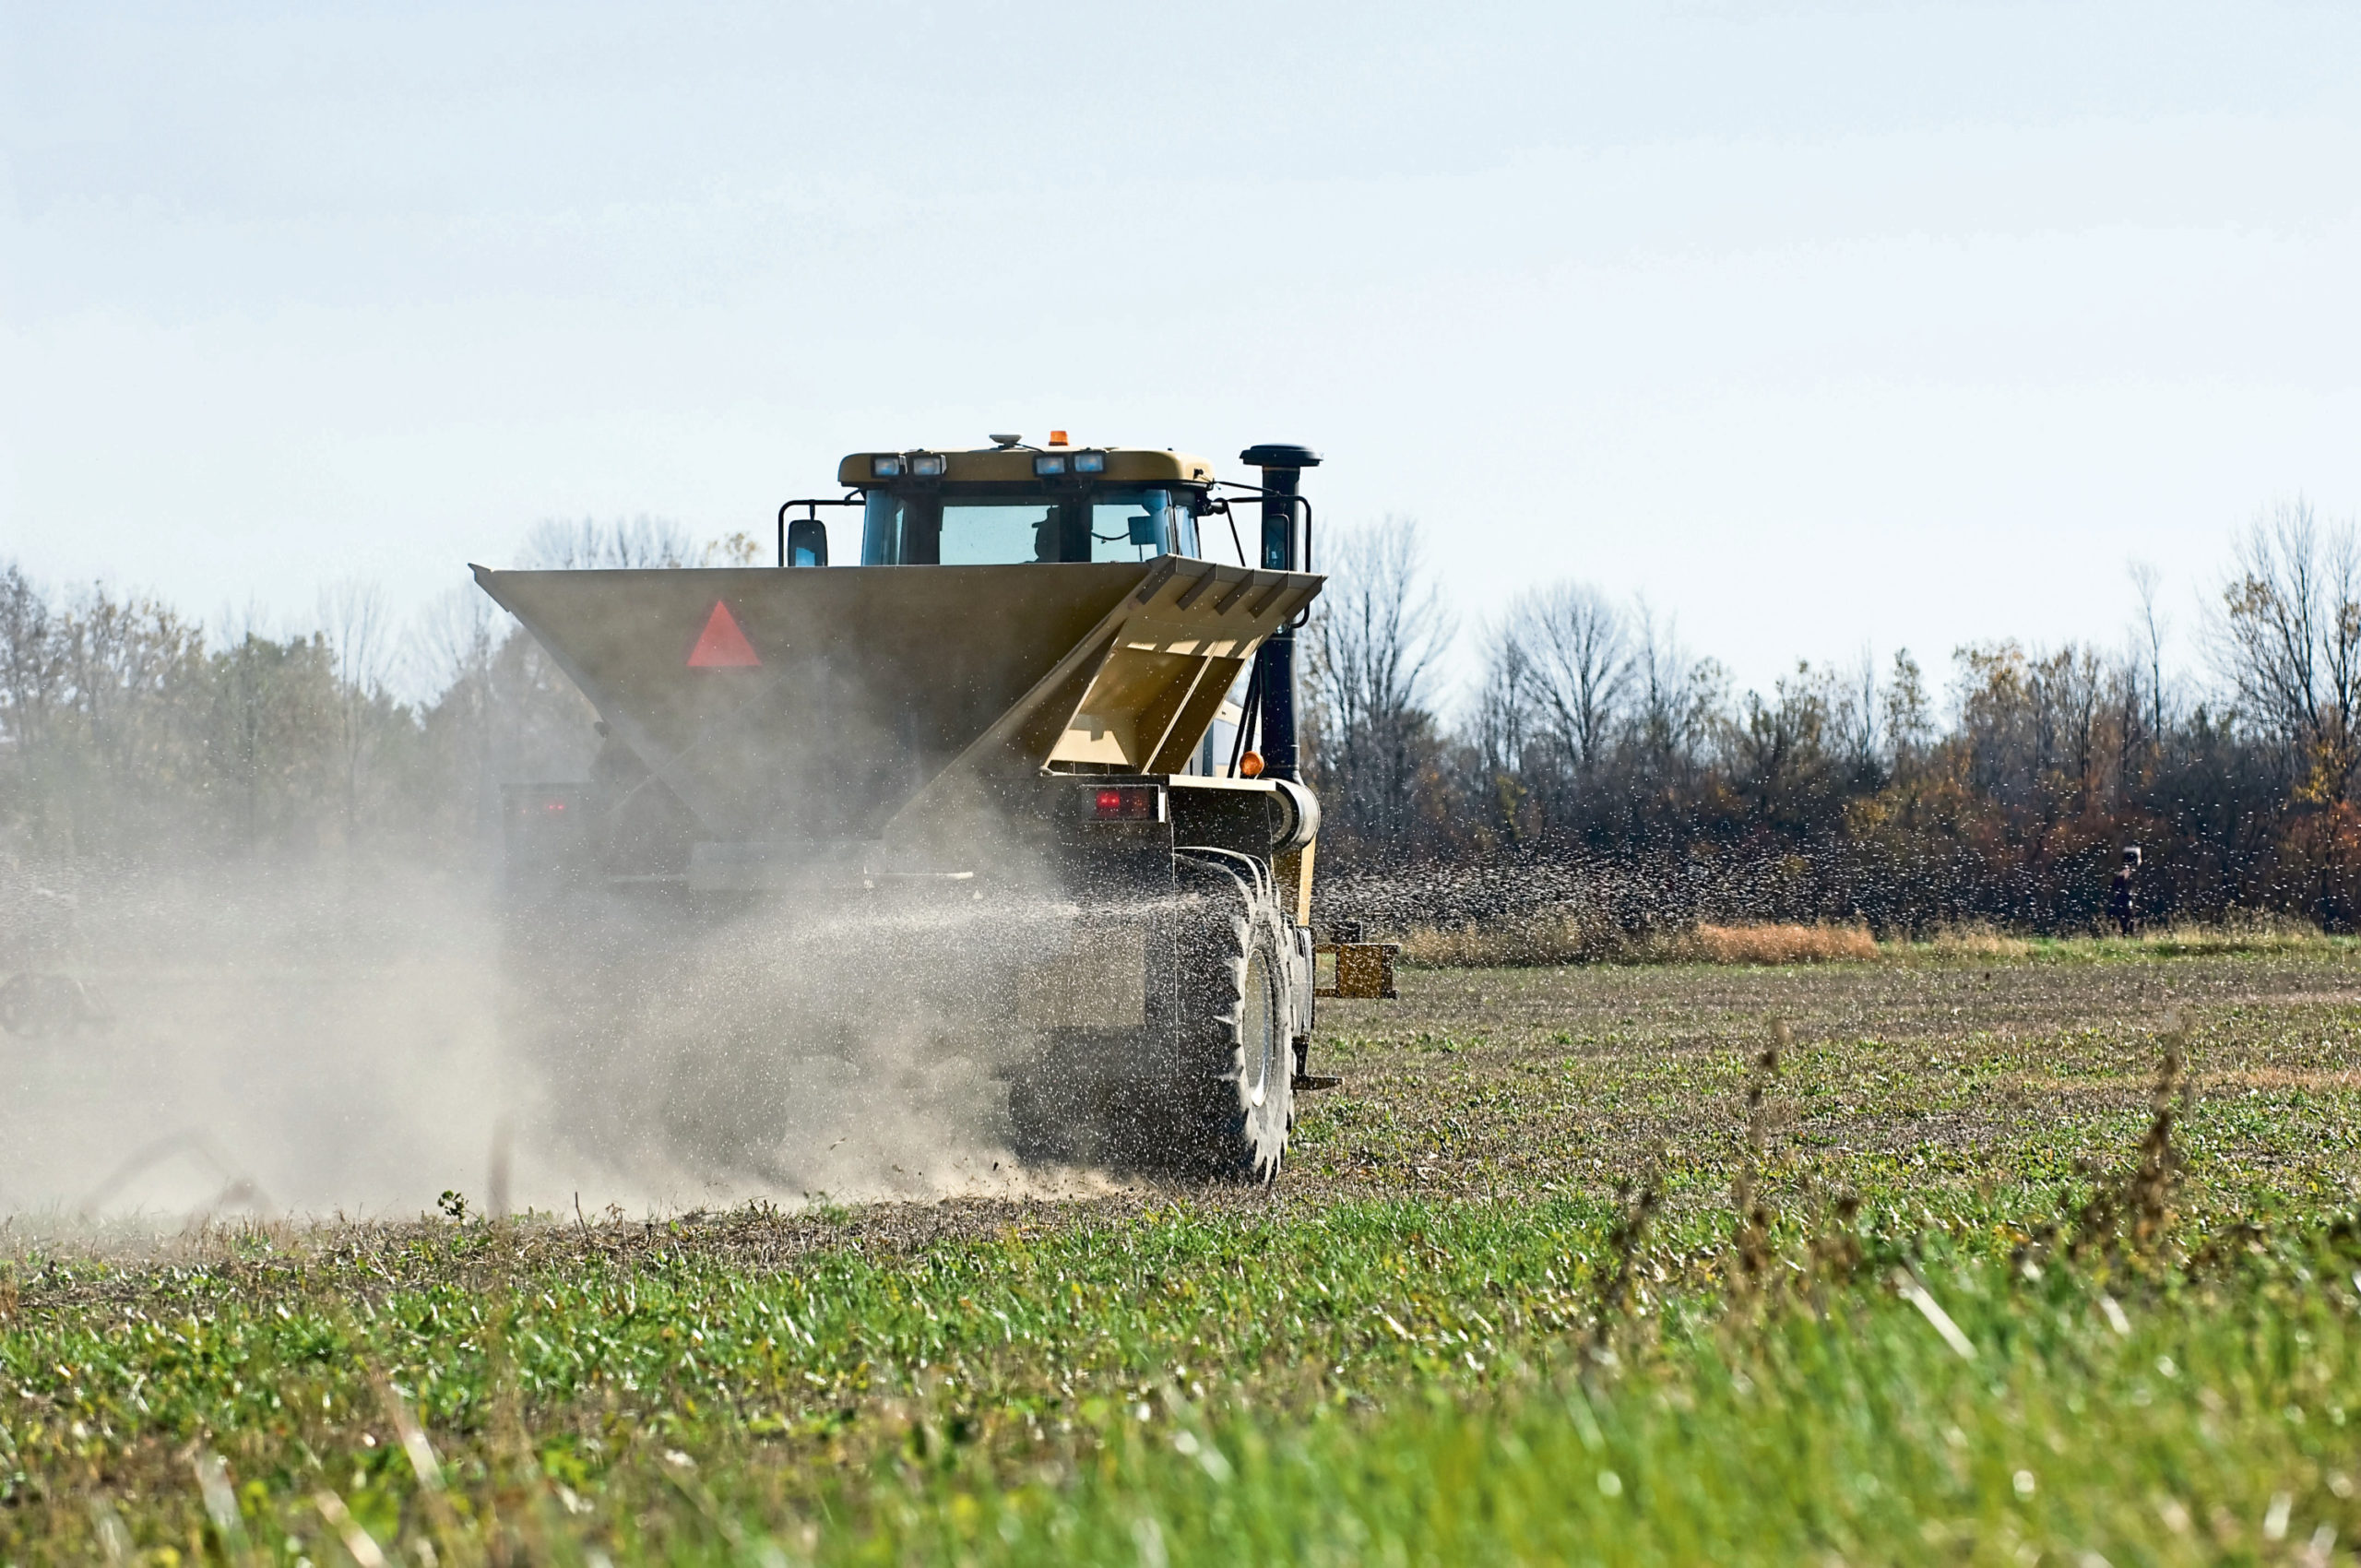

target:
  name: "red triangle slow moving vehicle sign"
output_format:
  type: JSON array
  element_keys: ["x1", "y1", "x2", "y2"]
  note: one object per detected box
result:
[{"x1": 687, "y1": 600, "x2": 762, "y2": 668}]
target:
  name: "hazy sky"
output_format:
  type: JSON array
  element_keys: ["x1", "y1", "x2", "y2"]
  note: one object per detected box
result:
[{"x1": 5, "y1": 2, "x2": 2357, "y2": 702}]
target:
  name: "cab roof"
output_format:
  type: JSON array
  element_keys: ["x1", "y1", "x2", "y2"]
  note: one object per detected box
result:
[{"x1": 836, "y1": 445, "x2": 1216, "y2": 489}]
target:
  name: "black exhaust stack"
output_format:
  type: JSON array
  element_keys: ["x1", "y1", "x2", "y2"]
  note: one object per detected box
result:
[{"x1": 1240, "y1": 443, "x2": 1321, "y2": 783}]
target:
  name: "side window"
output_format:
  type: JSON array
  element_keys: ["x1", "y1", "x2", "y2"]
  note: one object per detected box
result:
[
  {"x1": 862, "y1": 494, "x2": 947, "y2": 563},
  {"x1": 860, "y1": 492, "x2": 903, "y2": 564}
]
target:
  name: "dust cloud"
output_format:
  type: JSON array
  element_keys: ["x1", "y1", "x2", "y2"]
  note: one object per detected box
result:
[{"x1": 0, "y1": 853, "x2": 1115, "y2": 1228}]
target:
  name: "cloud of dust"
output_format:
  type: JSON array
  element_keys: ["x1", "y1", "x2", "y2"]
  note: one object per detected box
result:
[
  {"x1": 0, "y1": 849, "x2": 1117, "y2": 1227},
  {"x1": 512, "y1": 863, "x2": 1127, "y2": 1207},
  {"x1": 0, "y1": 555, "x2": 1204, "y2": 1228}
]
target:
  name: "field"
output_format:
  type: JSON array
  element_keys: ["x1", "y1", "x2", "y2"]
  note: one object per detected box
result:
[{"x1": 8, "y1": 943, "x2": 2361, "y2": 1564}]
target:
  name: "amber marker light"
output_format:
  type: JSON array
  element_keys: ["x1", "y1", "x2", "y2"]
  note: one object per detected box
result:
[
  {"x1": 1048, "y1": 430, "x2": 1070, "y2": 445},
  {"x1": 1239, "y1": 751, "x2": 1265, "y2": 778}
]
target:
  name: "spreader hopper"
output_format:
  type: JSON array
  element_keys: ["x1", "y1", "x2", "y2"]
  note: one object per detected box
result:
[{"x1": 473, "y1": 556, "x2": 1320, "y2": 849}]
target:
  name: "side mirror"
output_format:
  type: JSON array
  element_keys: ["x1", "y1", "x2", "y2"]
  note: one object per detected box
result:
[
  {"x1": 1129, "y1": 490, "x2": 1170, "y2": 551},
  {"x1": 787, "y1": 517, "x2": 829, "y2": 567}
]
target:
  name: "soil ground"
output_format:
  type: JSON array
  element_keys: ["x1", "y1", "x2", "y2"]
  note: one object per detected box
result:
[
  {"x1": 6, "y1": 947, "x2": 2361, "y2": 1563},
  {"x1": 1298, "y1": 949, "x2": 2361, "y2": 1214}
]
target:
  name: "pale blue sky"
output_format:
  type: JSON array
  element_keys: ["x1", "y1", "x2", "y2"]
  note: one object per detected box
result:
[{"x1": 4, "y1": 2, "x2": 2357, "y2": 701}]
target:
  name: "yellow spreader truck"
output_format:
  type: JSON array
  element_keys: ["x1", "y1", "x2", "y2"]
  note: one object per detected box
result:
[{"x1": 474, "y1": 436, "x2": 1392, "y2": 1184}]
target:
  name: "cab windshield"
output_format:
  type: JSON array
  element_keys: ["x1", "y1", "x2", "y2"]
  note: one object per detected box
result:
[{"x1": 860, "y1": 486, "x2": 1203, "y2": 565}]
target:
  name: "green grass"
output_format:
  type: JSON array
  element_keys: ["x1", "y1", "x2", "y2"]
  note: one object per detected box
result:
[
  {"x1": 876, "y1": 1241, "x2": 2361, "y2": 1568},
  {"x1": 8, "y1": 947, "x2": 2361, "y2": 1563},
  {"x1": 10, "y1": 1202, "x2": 2359, "y2": 1564}
]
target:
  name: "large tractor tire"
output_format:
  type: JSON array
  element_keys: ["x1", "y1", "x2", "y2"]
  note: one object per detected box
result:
[{"x1": 1167, "y1": 852, "x2": 1299, "y2": 1183}]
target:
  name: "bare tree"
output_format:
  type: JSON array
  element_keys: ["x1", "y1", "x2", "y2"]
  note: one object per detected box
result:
[
  {"x1": 2128, "y1": 559, "x2": 2169, "y2": 751},
  {"x1": 1628, "y1": 599, "x2": 1723, "y2": 772},
  {"x1": 1473, "y1": 613, "x2": 1538, "y2": 780},
  {"x1": 1468, "y1": 615, "x2": 1540, "y2": 843},
  {"x1": 412, "y1": 587, "x2": 496, "y2": 702},
  {"x1": 1832, "y1": 645, "x2": 1881, "y2": 775},
  {"x1": 323, "y1": 580, "x2": 392, "y2": 692},
  {"x1": 411, "y1": 587, "x2": 500, "y2": 838},
  {"x1": 523, "y1": 516, "x2": 700, "y2": 570},
  {"x1": 322, "y1": 579, "x2": 396, "y2": 837},
  {"x1": 1306, "y1": 517, "x2": 1454, "y2": 854},
  {"x1": 1509, "y1": 581, "x2": 1628, "y2": 778},
  {"x1": 1882, "y1": 649, "x2": 1932, "y2": 775},
  {"x1": 0, "y1": 564, "x2": 59, "y2": 751},
  {"x1": 2036, "y1": 645, "x2": 2105, "y2": 811},
  {"x1": 2211, "y1": 499, "x2": 2361, "y2": 802}
]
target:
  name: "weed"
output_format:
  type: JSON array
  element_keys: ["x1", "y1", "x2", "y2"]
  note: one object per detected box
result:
[
  {"x1": 1727, "y1": 1022, "x2": 1786, "y2": 1302},
  {"x1": 1586, "y1": 1159, "x2": 1664, "y2": 1367},
  {"x1": 2065, "y1": 1019, "x2": 2191, "y2": 1269}
]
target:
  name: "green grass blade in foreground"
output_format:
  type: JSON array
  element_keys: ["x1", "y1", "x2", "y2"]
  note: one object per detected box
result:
[{"x1": 848, "y1": 1247, "x2": 2361, "y2": 1566}]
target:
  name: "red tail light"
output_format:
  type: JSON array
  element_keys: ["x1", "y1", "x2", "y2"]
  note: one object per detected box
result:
[
  {"x1": 1087, "y1": 785, "x2": 1163, "y2": 822},
  {"x1": 508, "y1": 789, "x2": 580, "y2": 821}
]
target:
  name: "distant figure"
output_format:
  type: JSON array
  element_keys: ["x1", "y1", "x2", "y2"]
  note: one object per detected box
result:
[{"x1": 2109, "y1": 846, "x2": 2142, "y2": 936}]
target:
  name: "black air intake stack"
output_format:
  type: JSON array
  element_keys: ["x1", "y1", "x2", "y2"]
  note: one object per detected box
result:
[{"x1": 1240, "y1": 443, "x2": 1321, "y2": 783}]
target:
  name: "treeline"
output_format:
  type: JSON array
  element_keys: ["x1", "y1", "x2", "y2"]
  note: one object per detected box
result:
[
  {"x1": 7, "y1": 504, "x2": 2358, "y2": 935},
  {"x1": 1304, "y1": 500, "x2": 2361, "y2": 934},
  {"x1": 0, "y1": 518, "x2": 729, "y2": 864}
]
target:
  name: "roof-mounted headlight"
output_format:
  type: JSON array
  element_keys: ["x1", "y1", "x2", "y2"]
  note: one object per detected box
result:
[
  {"x1": 871, "y1": 456, "x2": 904, "y2": 478},
  {"x1": 1034, "y1": 455, "x2": 1067, "y2": 476},
  {"x1": 1073, "y1": 449, "x2": 1107, "y2": 474},
  {"x1": 908, "y1": 453, "x2": 945, "y2": 477}
]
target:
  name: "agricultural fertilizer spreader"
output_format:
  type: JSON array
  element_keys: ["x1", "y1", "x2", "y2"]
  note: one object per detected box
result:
[{"x1": 475, "y1": 438, "x2": 1394, "y2": 1182}]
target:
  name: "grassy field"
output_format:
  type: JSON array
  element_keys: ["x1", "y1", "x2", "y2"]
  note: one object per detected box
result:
[{"x1": 7, "y1": 944, "x2": 2361, "y2": 1563}]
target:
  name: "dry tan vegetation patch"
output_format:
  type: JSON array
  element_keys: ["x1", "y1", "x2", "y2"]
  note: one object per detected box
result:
[
  {"x1": 1922, "y1": 922, "x2": 2034, "y2": 960},
  {"x1": 1395, "y1": 917, "x2": 1881, "y2": 968},
  {"x1": 1394, "y1": 913, "x2": 1602, "y2": 968},
  {"x1": 1692, "y1": 922, "x2": 1879, "y2": 965}
]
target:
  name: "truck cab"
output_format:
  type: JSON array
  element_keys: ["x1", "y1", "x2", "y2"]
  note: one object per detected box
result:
[{"x1": 817, "y1": 441, "x2": 1218, "y2": 567}]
